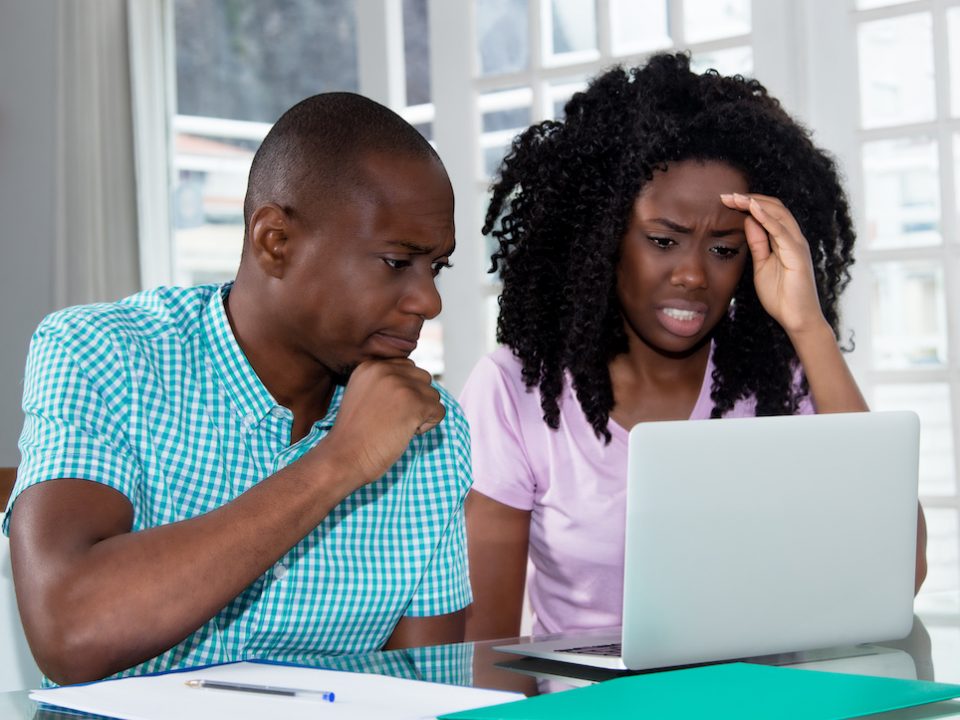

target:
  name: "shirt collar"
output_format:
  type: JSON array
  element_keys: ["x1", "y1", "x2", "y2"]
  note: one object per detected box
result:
[{"x1": 200, "y1": 283, "x2": 278, "y2": 425}]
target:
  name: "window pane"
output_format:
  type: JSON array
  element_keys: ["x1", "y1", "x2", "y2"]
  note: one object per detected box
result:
[
  {"x1": 871, "y1": 261, "x2": 947, "y2": 369},
  {"x1": 858, "y1": 13, "x2": 935, "y2": 129},
  {"x1": 410, "y1": 319, "x2": 444, "y2": 378},
  {"x1": 174, "y1": 0, "x2": 358, "y2": 123},
  {"x1": 690, "y1": 46, "x2": 753, "y2": 77},
  {"x1": 683, "y1": 0, "x2": 750, "y2": 44},
  {"x1": 544, "y1": 0, "x2": 598, "y2": 66},
  {"x1": 403, "y1": 0, "x2": 431, "y2": 105},
  {"x1": 951, "y1": 8, "x2": 960, "y2": 118},
  {"x1": 171, "y1": 120, "x2": 263, "y2": 286},
  {"x1": 486, "y1": 294, "x2": 500, "y2": 353},
  {"x1": 913, "y1": 508, "x2": 960, "y2": 614},
  {"x1": 862, "y1": 138, "x2": 941, "y2": 249},
  {"x1": 874, "y1": 384, "x2": 956, "y2": 496},
  {"x1": 610, "y1": 0, "x2": 671, "y2": 55},
  {"x1": 479, "y1": 88, "x2": 532, "y2": 178},
  {"x1": 172, "y1": 0, "x2": 358, "y2": 287},
  {"x1": 477, "y1": 0, "x2": 529, "y2": 76},
  {"x1": 950, "y1": 134, "x2": 960, "y2": 234},
  {"x1": 856, "y1": 0, "x2": 913, "y2": 8},
  {"x1": 546, "y1": 78, "x2": 587, "y2": 120}
]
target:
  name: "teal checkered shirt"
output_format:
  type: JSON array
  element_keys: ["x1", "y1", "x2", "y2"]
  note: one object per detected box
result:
[{"x1": 4, "y1": 284, "x2": 472, "y2": 682}]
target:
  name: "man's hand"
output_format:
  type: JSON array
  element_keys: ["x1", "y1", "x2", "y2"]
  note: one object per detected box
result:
[{"x1": 320, "y1": 359, "x2": 445, "y2": 490}]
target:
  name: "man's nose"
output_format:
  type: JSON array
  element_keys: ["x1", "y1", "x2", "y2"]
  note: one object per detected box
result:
[{"x1": 401, "y1": 273, "x2": 443, "y2": 319}]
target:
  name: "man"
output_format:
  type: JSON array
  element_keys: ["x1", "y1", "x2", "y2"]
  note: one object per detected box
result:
[{"x1": 4, "y1": 93, "x2": 470, "y2": 685}]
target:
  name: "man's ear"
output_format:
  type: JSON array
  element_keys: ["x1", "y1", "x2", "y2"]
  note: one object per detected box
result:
[{"x1": 248, "y1": 203, "x2": 289, "y2": 278}]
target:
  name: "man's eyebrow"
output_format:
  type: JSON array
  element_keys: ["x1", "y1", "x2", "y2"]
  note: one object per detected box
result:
[
  {"x1": 386, "y1": 239, "x2": 457, "y2": 256},
  {"x1": 386, "y1": 240, "x2": 431, "y2": 253},
  {"x1": 648, "y1": 217, "x2": 744, "y2": 238}
]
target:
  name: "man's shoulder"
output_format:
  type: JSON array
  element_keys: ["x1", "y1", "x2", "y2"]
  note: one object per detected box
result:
[
  {"x1": 432, "y1": 381, "x2": 469, "y2": 438},
  {"x1": 36, "y1": 284, "x2": 221, "y2": 351}
]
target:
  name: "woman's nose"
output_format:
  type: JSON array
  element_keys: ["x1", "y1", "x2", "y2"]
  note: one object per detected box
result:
[{"x1": 670, "y1": 249, "x2": 707, "y2": 289}]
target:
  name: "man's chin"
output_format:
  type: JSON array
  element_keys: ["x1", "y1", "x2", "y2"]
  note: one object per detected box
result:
[{"x1": 332, "y1": 364, "x2": 357, "y2": 386}]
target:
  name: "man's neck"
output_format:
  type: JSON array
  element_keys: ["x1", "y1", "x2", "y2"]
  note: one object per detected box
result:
[{"x1": 224, "y1": 280, "x2": 336, "y2": 442}]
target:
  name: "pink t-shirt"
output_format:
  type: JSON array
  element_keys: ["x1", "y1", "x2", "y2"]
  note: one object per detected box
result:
[{"x1": 459, "y1": 345, "x2": 813, "y2": 636}]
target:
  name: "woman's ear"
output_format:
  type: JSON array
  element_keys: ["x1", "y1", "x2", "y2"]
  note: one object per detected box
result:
[{"x1": 247, "y1": 203, "x2": 289, "y2": 278}]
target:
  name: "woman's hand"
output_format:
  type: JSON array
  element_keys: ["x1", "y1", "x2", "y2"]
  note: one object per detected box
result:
[{"x1": 720, "y1": 192, "x2": 826, "y2": 338}]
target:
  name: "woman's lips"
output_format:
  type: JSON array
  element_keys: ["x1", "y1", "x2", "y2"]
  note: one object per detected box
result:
[{"x1": 656, "y1": 305, "x2": 707, "y2": 337}]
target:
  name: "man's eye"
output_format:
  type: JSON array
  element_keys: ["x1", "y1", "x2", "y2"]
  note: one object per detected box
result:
[
  {"x1": 647, "y1": 235, "x2": 675, "y2": 249},
  {"x1": 432, "y1": 261, "x2": 453, "y2": 277},
  {"x1": 383, "y1": 258, "x2": 411, "y2": 270}
]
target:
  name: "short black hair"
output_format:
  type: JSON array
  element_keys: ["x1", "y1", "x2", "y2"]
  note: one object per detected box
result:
[
  {"x1": 243, "y1": 92, "x2": 441, "y2": 232},
  {"x1": 486, "y1": 53, "x2": 857, "y2": 442}
]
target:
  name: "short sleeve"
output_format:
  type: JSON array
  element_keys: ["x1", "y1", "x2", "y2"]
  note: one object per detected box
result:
[
  {"x1": 459, "y1": 351, "x2": 537, "y2": 511},
  {"x1": 4, "y1": 318, "x2": 141, "y2": 535},
  {"x1": 794, "y1": 363, "x2": 817, "y2": 415},
  {"x1": 404, "y1": 399, "x2": 473, "y2": 617}
]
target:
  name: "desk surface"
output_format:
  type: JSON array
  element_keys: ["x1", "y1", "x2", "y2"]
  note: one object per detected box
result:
[{"x1": 5, "y1": 592, "x2": 960, "y2": 719}]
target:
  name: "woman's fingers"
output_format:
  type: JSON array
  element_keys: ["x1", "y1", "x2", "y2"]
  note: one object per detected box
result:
[{"x1": 721, "y1": 192, "x2": 809, "y2": 263}]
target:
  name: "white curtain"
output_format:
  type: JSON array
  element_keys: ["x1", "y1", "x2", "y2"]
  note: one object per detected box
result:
[{"x1": 54, "y1": 0, "x2": 141, "y2": 307}]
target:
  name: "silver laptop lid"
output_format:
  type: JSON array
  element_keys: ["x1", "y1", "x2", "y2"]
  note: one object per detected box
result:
[{"x1": 622, "y1": 411, "x2": 920, "y2": 670}]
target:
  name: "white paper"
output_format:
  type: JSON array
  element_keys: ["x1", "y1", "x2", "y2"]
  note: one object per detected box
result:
[{"x1": 30, "y1": 661, "x2": 523, "y2": 720}]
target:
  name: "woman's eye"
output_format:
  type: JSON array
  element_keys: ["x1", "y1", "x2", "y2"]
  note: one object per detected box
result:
[
  {"x1": 647, "y1": 235, "x2": 675, "y2": 249},
  {"x1": 711, "y1": 245, "x2": 741, "y2": 260}
]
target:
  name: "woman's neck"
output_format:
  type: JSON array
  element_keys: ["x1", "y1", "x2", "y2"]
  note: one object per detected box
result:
[{"x1": 607, "y1": 336, "x2": 711, "y2": 430}]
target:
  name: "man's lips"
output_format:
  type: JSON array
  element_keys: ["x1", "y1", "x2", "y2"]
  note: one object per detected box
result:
[{"x1": 372, "y1": 331, "x2": 419, "y2": 353}]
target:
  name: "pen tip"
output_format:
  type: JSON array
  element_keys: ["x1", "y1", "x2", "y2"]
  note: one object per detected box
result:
[{"x1": 185, "y1": 680, "x2": 200, "y2": 688}]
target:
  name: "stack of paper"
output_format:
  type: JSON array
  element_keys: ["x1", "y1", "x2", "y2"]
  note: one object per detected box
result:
[{"x1": 30, "y1": 660, "x2": 524, "y2": 720}]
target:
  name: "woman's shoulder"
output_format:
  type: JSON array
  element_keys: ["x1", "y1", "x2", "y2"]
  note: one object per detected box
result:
[
  {"x1": 460, "y1": 346, "x2": 551, "y2": 429},
  {"x1": 463, "y1": 346, "x2": 528, "y2": 396}
]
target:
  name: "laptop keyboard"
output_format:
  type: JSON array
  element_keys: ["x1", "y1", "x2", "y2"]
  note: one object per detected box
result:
[{"x1": 558, "y1": 642, "x2": 623, "y2": 657}]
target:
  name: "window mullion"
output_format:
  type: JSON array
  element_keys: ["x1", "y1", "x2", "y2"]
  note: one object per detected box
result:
[
  {"x1": 429, "y1": 0, "x2": 484, "y2": 395},
  {"x1": 128, "y1": 0, "x2": 175, "y2": 289},
  {"x1": 355, "y1": 0, "x2": 407, "y2": 109}
]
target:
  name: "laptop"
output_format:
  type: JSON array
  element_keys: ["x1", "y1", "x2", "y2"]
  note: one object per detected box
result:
[{"x1": 495, "y1": 411, "x2": 921, "y2": 671}]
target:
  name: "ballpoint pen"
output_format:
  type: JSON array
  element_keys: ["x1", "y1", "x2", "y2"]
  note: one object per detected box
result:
[{"x1": 184, "y1": 678, "x2": 335, "y2": 702}]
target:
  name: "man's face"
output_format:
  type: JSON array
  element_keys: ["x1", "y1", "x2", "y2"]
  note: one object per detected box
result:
[{"x1": 275, "y1": 152, "x2": 456, "y2": 376}]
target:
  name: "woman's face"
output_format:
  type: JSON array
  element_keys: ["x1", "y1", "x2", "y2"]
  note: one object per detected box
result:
[{"x1": 617, "y1": 160, "x2": 750, "y2": 357}]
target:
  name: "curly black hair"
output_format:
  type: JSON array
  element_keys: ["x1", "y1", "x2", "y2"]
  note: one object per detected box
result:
[{"x1": 485, "y1": 53, "x2": 856, "y2": 442}]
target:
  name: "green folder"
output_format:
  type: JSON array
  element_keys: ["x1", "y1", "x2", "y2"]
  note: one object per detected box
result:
[{"x1": 440, "y1": 662, "x2": 960, "y2": 720}]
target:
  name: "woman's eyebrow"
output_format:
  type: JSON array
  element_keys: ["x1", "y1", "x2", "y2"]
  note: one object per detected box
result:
[{"x1": 648, "y1": 217, "x2": 744, "y2": 237}]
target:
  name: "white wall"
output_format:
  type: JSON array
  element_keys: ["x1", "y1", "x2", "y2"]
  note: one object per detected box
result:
[
  {"x1": 0, "y1": 0, "x2": 56, "y2": 689},
  {"x1": 0, "y1": 0, "x2": 59, "y2": 466}
]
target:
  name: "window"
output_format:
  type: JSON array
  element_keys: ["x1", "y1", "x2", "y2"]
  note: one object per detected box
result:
[
  {"x1": 141, "y1": 2, "x2": 960, "y2": 611},
  {"x1": 850, "y1": 1, "x2": 960, "y2": 622},
  {"x1": 167, "y1": 0, "x2": 445, "y2": 375},
  {"x1": 468, "y1": 0, "x2": 754, "y2": 353},
  {"x1": 171, "y1": 0, "x2": 359, "y2": 288}
]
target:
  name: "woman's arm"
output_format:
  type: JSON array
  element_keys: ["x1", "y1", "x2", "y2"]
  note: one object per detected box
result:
[
  {"x1": 721, "y1": 193, "x2": 866, "y2": 413},
  {"x1": 464, "y1": 490, "x2": 531, "y2": 641},
  {"x1": 721, "y1": 191, "x2": 927, "y2": 594}
]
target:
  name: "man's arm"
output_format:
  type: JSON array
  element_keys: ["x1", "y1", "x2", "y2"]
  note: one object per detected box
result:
[
  {"x1": 10, "y1": 358, "x2": 444, "y2": 685},
  {"x1": 383, "y1": 611, "x2": 465, "y2": 650}
]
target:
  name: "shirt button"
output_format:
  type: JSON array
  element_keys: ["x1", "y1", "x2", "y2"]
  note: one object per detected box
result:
[
  {"x1": 270, "y1": 407, "x2": 286, "y2": 419},
  {"x1": 241, "y1": 414, "x2": 255, "y2": 431},
  {"x1": 273, "y1": 562, "x2": 287, "y2": 581}
]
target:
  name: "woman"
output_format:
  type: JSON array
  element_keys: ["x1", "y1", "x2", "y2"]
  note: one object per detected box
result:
[{"x1": 460, "y1": 53, "x2": 927, "y2": 641}]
